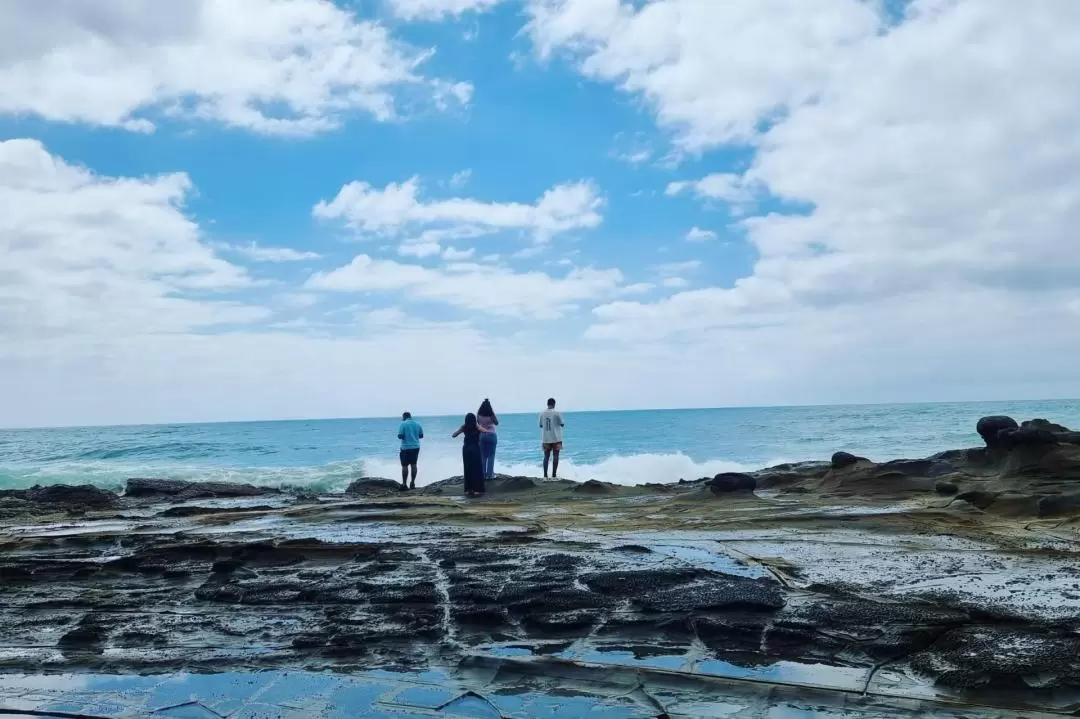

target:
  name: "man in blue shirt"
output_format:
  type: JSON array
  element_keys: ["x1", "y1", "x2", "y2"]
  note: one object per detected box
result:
[{"x1": 397, "y1": 411, "x2": 424, "y2": 490}]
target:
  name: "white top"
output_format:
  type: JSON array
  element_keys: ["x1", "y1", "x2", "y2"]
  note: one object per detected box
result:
[{"x1": 539, "y1": 409, "x2": 564, "y2": 444}]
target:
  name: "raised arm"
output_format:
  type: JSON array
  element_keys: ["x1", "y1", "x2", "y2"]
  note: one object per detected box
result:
[{"x1": 452, "y1": 426, "x2": 464, "y2": 438}]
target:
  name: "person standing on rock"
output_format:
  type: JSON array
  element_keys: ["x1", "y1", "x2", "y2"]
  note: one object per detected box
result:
[
  {"x1": 453, "y1": 413, "x2": 491, "y2": 497},
  {"x1": 539, "y1": 398, "x2": 565, "y2": 479},
  {"x1": 477, "y1": 399, "x2": 499, "y2": 480},
  {"x1": 397, "y1": 412, "x2": 424, "y2": 491}
]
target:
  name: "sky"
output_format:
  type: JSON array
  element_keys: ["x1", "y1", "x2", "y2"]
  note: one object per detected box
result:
[{"x1": 2, "y1": 0, "x2": 1080, "y2": 428}]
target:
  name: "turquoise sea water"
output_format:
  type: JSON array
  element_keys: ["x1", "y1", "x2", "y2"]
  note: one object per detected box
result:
[{"x1": 1, "y1": 400, "x2": 1078, "y2": 491}]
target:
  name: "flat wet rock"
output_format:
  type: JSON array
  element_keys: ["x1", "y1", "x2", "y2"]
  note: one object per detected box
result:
[{"x1": 3, "y1": 416, "x2": 1080, "y2": 716}]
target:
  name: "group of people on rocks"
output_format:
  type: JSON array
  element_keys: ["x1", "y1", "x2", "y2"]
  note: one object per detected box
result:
[{"x1": 396, "y1": 398, "x2": 566, "y2": 497}]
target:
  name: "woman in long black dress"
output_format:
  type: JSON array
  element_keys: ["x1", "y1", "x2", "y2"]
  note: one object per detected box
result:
[{"x1": 452, "y1": 413, "x2": 489, "y2": 497}]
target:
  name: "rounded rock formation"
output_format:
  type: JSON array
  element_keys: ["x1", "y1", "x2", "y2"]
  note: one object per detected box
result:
[
  {"x1": 710, "y1": 472, "x2": 757, "y2": 493},
  {"x1": 830, "y1": 452, "x2": 866, "y2": 469},
  {"x1": 976, "y1": 415, "x2": 1019, "y2": 448}
]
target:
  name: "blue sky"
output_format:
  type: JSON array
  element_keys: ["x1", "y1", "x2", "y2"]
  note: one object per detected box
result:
[{"x1": 2, "y1": 0, "x2": 1080, "y2": 427}]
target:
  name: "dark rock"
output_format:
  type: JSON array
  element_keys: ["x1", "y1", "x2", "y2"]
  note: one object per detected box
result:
[
  {"x1": 635, "y1": 576, "x2": 784, "y2": 613},
  {"x1": 124, "y1": 478, "x2": 191, "y2": 496},
  {"x1": 23, "y1": 484, "x2": 119, "y2": 509},
  {"x1": 976, "y1": 415, "x2": 1019, "y2": 447},
  {"x1": 831, "y1": 452, "x2": 866, "y2": 469},
  {"x1": 574, "y1": 479, "x2": 612, "y2": 494},
  {"x1": 954, "y1": 490, "x2": 999, "y2": 509},
  {"x1": 997, "y1": 426, "x2": 1058, "y2": 448},
  {"x1": 159, "y1": 505, "x2": 274, "y2": 518},
  {"x1": 211, "y1": 559, "x2": 245, "y2": 575},
  {"x1": 753, "y1": 462, "x2": 830, "y2": 489},
  {"x1": 487, "y1": 476, "x2": 537, "y2": 493},
  {"x1": 583, "y1": 569, "x2": 704, "y2": 596},
  {"x1": 1037, "y1": 492, "x2": 1080, "y2": 518},
  {"x1": 875, "y1": 458, "x2": 955, "y2": 478},
  {"x1": 59, "y1": 624, "x2": 106, "y2": 654},
  {"x1": 935, "y1": 480, "x2": 959, "y2": 495},
  {"x1": 126, "y1": 478, "x2": 278, "y2": 499},
  {"x1": 345, "y1": 478, "x2": 404, "y2": 494},
  {"x1": 1023, "y1": 418, "x2": 1070, "y2": 433},
  {"x1": 911, "y1": 627, "x2": 1080, "y2": 689},
  {"x1": 709, "y1": 472, "x2": 757, "y2": 493}
]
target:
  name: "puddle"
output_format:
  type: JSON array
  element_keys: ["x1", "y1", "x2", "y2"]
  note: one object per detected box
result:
[{"x1": 0, "y1": 664, "x2": 1061, "y2": 718}]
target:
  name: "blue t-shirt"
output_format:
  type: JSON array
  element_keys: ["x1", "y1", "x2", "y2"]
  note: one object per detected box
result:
[{"x1": 398, "y1": 419, "x2": 423, "y2": 450}]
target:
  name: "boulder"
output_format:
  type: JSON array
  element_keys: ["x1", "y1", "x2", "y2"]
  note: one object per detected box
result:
[
  {"x1": 976, "y1": 416, "x2": 1019, "y2": 448},
  {"x1": 345, "y1": 478, "x2": 403, "y2": 495},
  {"x1": 710, "y1": 472, "x2": 757, "y2": 493},
  {"x1": 23, "y1": 484, "x2": 120, "y2": 509},
  {"x1": 830, "y1": 452, "x2": 867, "y2": 469}
]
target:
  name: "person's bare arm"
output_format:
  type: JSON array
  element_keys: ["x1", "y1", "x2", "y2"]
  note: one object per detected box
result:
[
  {"x1": 492, "y1": 414, "x2": 499, "y2": 426},
  {"x1": 452, "y1": 426, "x2": 464, "y2": 438}
]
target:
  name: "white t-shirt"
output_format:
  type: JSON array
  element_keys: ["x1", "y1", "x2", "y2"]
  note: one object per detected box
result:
[{"x1": 539, "y1": 409, "x2": 564, "y2": 444}]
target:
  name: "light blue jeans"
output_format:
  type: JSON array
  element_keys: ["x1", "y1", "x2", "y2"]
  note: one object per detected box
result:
[{"x1": 479, "y1": 432, "x2": 498, "y2": 479}]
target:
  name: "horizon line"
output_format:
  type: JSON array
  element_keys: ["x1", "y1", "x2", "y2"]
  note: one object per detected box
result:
[{"x1": 2, "y1": 396, "x2": 1076, "y2": 432}]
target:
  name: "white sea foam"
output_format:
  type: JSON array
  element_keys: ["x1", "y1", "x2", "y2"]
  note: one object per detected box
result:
[{"x1": 0, "y1": 451, "x2": 790, "y2": 492}]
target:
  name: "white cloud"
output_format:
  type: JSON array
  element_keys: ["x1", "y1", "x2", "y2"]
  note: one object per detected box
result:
[
  {"x1": 527, "y1": 0, "x2": 879, "y2": 151},
  {"x1": 232, "y1": 242, "x2": 320, "y2": 263},
  {"x1": 575, "y1": 0, "x2": 1080, "y2": 385},
  {"x1": 314, "y1": 176, "x2": 603, "y2": 241},
  {"x1": 662, "y1": 277, "x2": 689, "y2": 289},
  {"x1": 449, "y1": 169, "x2": 473, "y2": 189},
  {"x1": 442, "y1": 247, "x2": 475, "y2": 260},
  {"x1": 0, "y1": 0, "x2": 469, "y2": 135},
  {"x1": 685, "y1": 227, "x2": 717, "y2": 242},
  {"x1": 654, "y1": 261, "x2": 702, "y2": 275},
  {"x1": 388, "y1": 0, "x2": 506, "y2": 21},
  {"x1": 667, "y1": 173, "x2": 757, "y2": 206},
  {"x1": 0, "y1": 139, "x2": 265, "y2": 342},
  {"x1": 307, "y1": 254, "x2": 626, "y2": 318}
]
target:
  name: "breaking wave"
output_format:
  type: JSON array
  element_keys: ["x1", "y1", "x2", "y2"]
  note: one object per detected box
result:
[{"x1": 0, "y1": 450, "x2": 788, "y2": 493}]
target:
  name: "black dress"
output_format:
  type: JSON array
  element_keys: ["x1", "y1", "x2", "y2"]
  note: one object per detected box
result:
[{"x1": 461, "y1": 427, "x2": 485, "y2": 495}]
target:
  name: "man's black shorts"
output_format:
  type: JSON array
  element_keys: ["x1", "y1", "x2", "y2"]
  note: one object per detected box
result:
[{"x1": 399, "y1": 448, "x2": 420, "y2": 466}]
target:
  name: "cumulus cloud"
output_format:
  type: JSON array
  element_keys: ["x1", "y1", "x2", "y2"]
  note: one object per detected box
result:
[
  {"x1": 0, "y1": 0, "x2": 469, "y2": 135},
  {"x1": 314, "y1": 176, "x2": 603, "y2": 241},
  {"x1": 527, "y1": 0, "x2": 879, "y2": 150},
  {"x1": 307, "y1": 254, "x2": 626, "y2": 318},
  {"x1": 533, "y1": 0, "x2": 1080, "y2": 393},
  {"x1": 388, "y1": 0, "x2": 506, "y2": 21},
  {"x1": 0, "y1": 139, "x2": 266, "y2": 342}
]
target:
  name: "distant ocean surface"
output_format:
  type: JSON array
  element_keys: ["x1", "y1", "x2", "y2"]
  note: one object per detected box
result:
[{"x1": 2, "y1": 401, "x2": 1078, "y2": 492}]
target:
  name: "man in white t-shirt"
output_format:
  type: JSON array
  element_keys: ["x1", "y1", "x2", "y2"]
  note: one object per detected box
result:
[{"x1": 538, "y1": 397, "x2": 565, "y2": 479}]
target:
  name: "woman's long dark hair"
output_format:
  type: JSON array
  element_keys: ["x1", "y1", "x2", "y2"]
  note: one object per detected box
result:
[
  {"x1": 464, "y1": 413, "x2": 478, "y2": 431},
  {"x1": 478, "y1": 399, "x2": 494, "y2": 417}
]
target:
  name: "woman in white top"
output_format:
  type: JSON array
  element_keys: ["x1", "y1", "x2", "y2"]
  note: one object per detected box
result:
[{"x1": 476, "y1": 398, "x2": 499, "y2": 480}]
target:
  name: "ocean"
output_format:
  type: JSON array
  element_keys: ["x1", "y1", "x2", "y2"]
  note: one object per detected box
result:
[{"x1": 1, "y1": 400, "x2": 1078, "y2": 492}]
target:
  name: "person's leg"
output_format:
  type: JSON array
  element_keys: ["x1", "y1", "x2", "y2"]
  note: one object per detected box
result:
[
  {"x1": 488, "y1": 434, "x2": 497, "y2": 479},
  {"x1": 552, "y1": 448, "x2": 560, "y2": 478},
  {"x1": 479, "y1": 437, "x2": 491, "y2": 480},
  {"x1": 400, "y1": 452, "x2": 409, "y2": 489},
  {"x1": 542, "y1": 446, "x2": 551, "y2": 478},
  {"x1": 409, "y1": 463, "x2": 418, "y2": 489}
]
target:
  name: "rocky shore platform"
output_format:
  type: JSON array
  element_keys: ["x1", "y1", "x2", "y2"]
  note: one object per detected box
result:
[{"x1": 2, "y1": 416, "x2": 1080, "y2": 717}]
